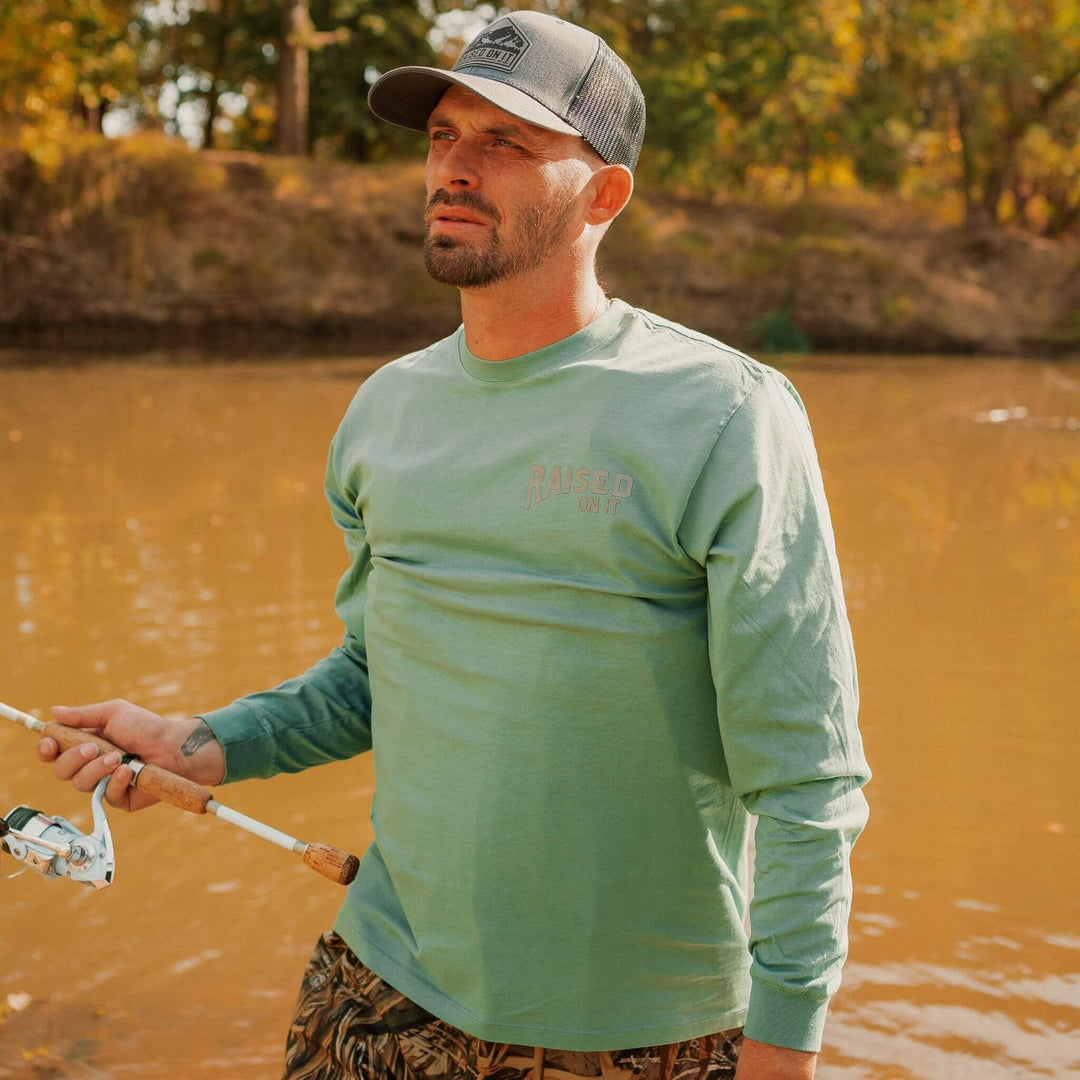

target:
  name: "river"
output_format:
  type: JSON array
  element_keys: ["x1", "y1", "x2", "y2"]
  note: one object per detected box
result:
[{"x1": 0, "y1": 352, "x2": 1077, "y2": 1079}]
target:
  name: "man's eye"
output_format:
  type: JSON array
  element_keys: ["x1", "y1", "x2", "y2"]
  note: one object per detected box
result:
[
  {"x1": 494, "y1": 138, "x2": 520, "y2": 148},
  {"x1": 430, "y1": 131, "x2": 454, "y2": 141}
]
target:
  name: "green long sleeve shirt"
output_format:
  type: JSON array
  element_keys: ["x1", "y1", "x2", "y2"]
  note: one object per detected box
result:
[{"x1": 200, "y1": 299, "x2": 869, "y2": 1053}]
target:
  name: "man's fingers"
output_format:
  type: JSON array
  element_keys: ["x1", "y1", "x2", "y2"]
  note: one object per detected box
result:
[
  {"x1": 51, "y1": 702, "x2": 119, "y2": 728},
  {"x1": 52, "y1": 743, "x2": 124, "y2": 792},
  {"x1": 71, "y1": 751, "x2": 125, "y2": 794},
  {"x1": 107, "y1": 766, "x2": 157, "y2": 812},
  {"x1": 37, "y1": 700, "x2": 163, "y2": 813},
  {"x1": 105, "y1": 763, "x2": 136, "y2": 808},
  {"x1": 52, "y1": 741, "x2": 99, "y2": 781},
  {"x1": 126, "y1": 791, "x2": 158, "y2": 812},
  {"x1": 70, "y1": 756, "x2": 121, "y2": 793}
]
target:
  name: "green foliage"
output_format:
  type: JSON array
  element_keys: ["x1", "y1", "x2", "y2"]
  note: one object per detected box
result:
[
  {"x1": 0, "y1": 0, "x2": 147, "y2": 156},
  {"x1": 162, "y1": 0, "x2": 280, "y2": 150},
  {"x1": 307, "y1": 0, "x2": 436, "y2": 160},
  {"x1": 882, "y1": 294, "x2": 915, "y2": 326},
  {"x1": 749, "y1": 308, "x2": 812, "y2": 353},
  {"x1": 0, "y1": 0, "x2": 1077, "y2": 234},
  {"x1": 849, "y1": 0, "x2": 1080, "y2": 225},
  {"x1": 537, "y1": 0, "x2": 864, "y2": 190},
  {"x1": 192, "y1": 245, "x2": 229, "y2": 269}
]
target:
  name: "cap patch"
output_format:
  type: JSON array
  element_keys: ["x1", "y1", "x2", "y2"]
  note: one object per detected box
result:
[{"x1": 456, "y1": 18, "x2": 532, "y2": 73}]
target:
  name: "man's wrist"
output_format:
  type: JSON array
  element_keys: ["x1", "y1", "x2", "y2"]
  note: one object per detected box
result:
[
  {"x1": 171, "y1": 717, "x2": 226, "y2": 786},
  {"x1": 734, "y1": 1037, "x2": 816, "y2": 1080}
]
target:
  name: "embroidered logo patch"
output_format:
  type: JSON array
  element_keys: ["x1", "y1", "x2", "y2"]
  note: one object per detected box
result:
[{"x1": 458, "y1": 19, "x2": 532, "y2": 73}]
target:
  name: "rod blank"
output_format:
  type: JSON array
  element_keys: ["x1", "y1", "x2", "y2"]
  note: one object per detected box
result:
[{"x1": 0, "y1": 701, "x2": 44, "y2": 732}]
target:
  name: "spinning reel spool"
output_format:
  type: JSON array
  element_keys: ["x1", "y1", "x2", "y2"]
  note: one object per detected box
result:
[{"x1": 1, "y1": 777, "x2": 115, "y2": 889}]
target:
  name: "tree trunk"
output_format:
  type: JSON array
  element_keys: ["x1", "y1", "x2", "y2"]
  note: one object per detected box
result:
[
  {"x1": 203, "y1": 0, "x2": 231, "y2": 150},
  {"x1": 204, "y1": 88, "x2": 219, "y2": 149},
  {"x1": 277, "y1": 0, "x2": 309, "y2": 156},
  {"x1": 346, "y1": 98, "x2": 370, "y2": 162},
  {"x1": 950, "y1": 72, "x2": 983, "y2": 225},
  {"x1": 76, "y1": 98, "x2": 106, "y2": 133},
  {"x1": 794, "y1": 111, "x2": 811, "y2": 199}
]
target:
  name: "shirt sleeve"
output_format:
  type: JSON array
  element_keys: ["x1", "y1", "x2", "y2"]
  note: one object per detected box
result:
[
  {"x1": 197, "y1": 430, "x2": 374, "y2": 783},
  {"x1": 679, "y1": 369, "x2": 871, "y2": 1053}
]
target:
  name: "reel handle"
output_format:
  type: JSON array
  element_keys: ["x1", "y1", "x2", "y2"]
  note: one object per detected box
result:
[{"x1": 43, "y1": 721, "x2": 212, "y2": 813}]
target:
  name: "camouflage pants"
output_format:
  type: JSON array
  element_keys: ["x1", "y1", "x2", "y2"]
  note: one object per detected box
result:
[{"x1": 283, "y1": 932, "x2": 742, "y2": 1080}]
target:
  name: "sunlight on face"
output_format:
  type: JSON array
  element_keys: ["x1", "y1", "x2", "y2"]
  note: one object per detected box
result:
[{"x1": 422, "y1": 87, "x2": 597, "y2": 289}]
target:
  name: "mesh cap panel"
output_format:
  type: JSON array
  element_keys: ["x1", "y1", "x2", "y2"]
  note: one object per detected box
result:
[{"x1": 566, "y1": 43, "x2": 646, "y2": 171}]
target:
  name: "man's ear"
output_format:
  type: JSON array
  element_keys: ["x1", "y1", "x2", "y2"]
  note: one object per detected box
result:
[{"x1": 585, "y1": 164, "x2": 634, "y2": 226}]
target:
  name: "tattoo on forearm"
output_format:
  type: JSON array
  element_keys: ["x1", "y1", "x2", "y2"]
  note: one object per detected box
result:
[{"x1": 180, "y1": 719, "x2": 218, "y2": 757}]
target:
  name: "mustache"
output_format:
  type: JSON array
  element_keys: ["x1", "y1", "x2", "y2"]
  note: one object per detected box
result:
[{"x1": 425, "y1": 189, "x2": 502, "y2": 225}]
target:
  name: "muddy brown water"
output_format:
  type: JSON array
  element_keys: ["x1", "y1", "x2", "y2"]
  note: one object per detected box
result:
[{"x1": 0, "y1": 353, "x2": 1077, "y2": 1079}]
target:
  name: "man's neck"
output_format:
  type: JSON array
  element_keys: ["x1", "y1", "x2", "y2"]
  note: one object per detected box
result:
[{"x1": 459, "y1": 259, "x2": 609, "y2": 362}]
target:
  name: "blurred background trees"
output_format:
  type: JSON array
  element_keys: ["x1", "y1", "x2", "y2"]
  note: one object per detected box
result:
[{"x1": 1, "y1": 0, "x2": 1077, "y2": 233}]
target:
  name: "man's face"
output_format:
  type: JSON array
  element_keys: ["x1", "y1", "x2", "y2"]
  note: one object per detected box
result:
[{"x1": 423, "y1": 86, "x2": 596, "y2": 289}]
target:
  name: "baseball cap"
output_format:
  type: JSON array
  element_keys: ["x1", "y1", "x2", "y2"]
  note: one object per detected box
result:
[{"x1": 367, "y1": 11, "x2": 646, "y2": 171}]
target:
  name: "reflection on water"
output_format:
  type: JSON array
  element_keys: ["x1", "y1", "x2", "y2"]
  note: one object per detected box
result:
[{"x1": 1, "y1": 354, "x2": 1077, "y2": 1078}]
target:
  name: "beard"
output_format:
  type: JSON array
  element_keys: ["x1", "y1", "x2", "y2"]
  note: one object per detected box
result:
[{"x1": 423, "y1": 188, "x2": 577, "y2": 289}]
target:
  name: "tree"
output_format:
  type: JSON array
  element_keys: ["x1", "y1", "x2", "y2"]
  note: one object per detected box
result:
[
  {"x1": 277, "y1": 0, "x2": 349, "y2": 155},
  {"x1": 476, "y1": 0, "x2": 863, "y2": 193},
  {"x1": 153, "y1": 0, "x2": 431, "y2": 158},
  {"x1": 164, "y1": 0, "x2": 278, "y2": 149},
  {"x1": 0, "y1": 0, "x2": 144, "y2": 152},
  {"x1": 307, "y1": 0, "x2": 436, "y2": 161},
  {"x1": 853, "y1": 0, "x2": 1080, "y2": 225}
]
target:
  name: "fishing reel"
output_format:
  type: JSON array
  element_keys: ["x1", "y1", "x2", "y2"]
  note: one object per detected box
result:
[{"x1": 0, "y1": 777, "x2": 115, "y2": 889}]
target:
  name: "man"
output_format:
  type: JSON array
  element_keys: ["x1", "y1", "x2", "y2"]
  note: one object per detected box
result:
[{"x1": 40, "y1": 12, "x2": 869, "y2": 1080}]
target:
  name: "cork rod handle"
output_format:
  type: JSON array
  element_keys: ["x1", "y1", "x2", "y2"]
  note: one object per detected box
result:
[
  {"x1": 41, "y1": 719, "x2": 359, "y2": 886},
  {"x1": 302, "y1": 843, "x2": 360, "y2": 886},
  {"x1": 43, "y1": 720, "x2": 214, "y2": 814}
]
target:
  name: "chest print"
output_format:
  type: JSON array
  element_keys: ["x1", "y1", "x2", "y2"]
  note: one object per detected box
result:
[{"x1": 523, "y1": 464, "x2": 636, "y2": 516}]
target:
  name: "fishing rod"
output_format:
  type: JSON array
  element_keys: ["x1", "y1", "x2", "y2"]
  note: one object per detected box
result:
[{"x1": 0, "y1": 699, "x2": 359, "y2": 888}]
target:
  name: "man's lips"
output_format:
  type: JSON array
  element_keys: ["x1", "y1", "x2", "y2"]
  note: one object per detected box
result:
[{"x1": 430, "y1": 212, "x2": 488, "y2": 227}]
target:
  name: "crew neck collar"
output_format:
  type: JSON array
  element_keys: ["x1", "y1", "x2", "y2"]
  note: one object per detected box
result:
[{"x1": 457, "y1": 299, "x2": 630, "y2": 383}]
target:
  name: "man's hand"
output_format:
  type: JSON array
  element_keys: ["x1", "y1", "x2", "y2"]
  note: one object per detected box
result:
[
  {"x1": 734, "y1": 1038, "x2": 816, "y2": 1080},
  {"x1": 36, "y1": 700, "x2": 226, "y2": 812}
]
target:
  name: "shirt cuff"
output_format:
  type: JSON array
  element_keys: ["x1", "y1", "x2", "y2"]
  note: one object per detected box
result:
[
  {"x1": 196, "y1": 700, "x2": 277, "y2": 784},
  {"x1": 742, "y1": 978, "x2": 830, "y2": 1053}
]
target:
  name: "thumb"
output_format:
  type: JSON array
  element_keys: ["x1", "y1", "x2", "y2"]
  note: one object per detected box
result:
[{"x1": 51, "y1": 701, "x2": 120, "y2": 728}]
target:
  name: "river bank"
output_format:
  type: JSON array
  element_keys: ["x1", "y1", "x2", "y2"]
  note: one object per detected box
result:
[{"x1": 2, "y1": 137, "x2": 1078, "y2": 357}]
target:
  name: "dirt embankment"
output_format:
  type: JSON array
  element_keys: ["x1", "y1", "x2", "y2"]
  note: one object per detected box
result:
[{"x1": 1, "y1": 138, "x2": 1078, "y2": 357}]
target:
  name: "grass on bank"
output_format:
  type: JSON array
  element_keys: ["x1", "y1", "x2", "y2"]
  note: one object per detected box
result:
[{"x1": 2, "y1": 134, "x2": 1077, "y2": 356}]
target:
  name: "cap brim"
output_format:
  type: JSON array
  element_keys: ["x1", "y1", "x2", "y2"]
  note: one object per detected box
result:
[{"x1": 368, "y1": 67, "x2": 582, "y2": 139}]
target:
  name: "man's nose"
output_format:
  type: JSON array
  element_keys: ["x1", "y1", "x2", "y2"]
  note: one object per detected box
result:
[{"x1": 430, "y1": 138, "x2": 482, "y2": 189}]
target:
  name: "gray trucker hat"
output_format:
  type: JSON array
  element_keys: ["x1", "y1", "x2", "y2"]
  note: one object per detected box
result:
[{"x1": 367, "y1": 11, "x2": 646, "y2": 171}]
